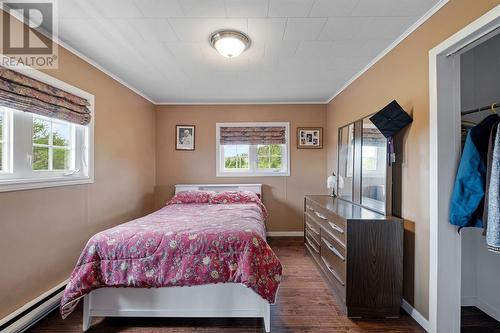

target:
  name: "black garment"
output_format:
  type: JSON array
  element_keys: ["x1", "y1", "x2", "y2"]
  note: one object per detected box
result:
[
  {"x1": 467, "y1": 114, "x2": 500, "y2": 225},
  {"x1": 470, "y1": 114, "x2": 500, "y2": 164}
]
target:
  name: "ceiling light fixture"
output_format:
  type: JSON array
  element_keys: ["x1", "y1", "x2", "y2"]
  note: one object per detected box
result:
[{"x1": 210, "y1": 30, "x2": 251, "y2": 58}]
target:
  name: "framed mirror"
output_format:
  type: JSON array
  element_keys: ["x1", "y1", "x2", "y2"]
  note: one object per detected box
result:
[
  {"x1": 337, "y1": 116, "x2": 392, "y2": 215},
  {"x1": 361, "y1": 117, "x2": 388, "y2": 213},
  {"x1": 337, "y1": 123, "x2": 354, "y2": 202}
]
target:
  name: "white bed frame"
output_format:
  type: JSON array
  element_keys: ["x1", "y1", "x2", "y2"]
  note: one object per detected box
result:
[{"x1": 83, "y1": 184, "x2": 271, "y2": 332}]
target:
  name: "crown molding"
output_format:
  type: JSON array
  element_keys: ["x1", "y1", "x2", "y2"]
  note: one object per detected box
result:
[{"x1": 155, "y1": 101, "x2": 328, "y2": 105}]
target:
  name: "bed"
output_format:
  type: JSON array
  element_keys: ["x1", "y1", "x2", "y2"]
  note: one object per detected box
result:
[{"x1": 60, "y1": 184, "x2": 281, "y2": 332}]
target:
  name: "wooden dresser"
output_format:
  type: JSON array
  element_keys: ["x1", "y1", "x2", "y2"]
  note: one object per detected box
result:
[{"x1": 304, "y1": 195, "x2": 403, "y2": 318}]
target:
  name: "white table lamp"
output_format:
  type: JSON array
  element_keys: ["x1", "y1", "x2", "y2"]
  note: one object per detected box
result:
[{"x1": 327, "y1": 173, "x2": 337, "y2": 197}]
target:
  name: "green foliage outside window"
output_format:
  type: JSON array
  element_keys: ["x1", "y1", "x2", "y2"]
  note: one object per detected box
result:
[
  {"x1": 225, "y1": 153, "x2": 249, "y2": 169},
  {"x1": 32, "y1": 118, "x2": 71, "y2": 171},
  {"x1": 223, "y1": 144, "x2": 284, "y2": 171},
  {"x1": 257, "y1": 144, "x2": 282, "y2": 169}
]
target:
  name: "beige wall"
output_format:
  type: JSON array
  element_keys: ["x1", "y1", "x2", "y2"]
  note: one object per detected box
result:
[
  {"x1": 0, "y1": 25, "x2": 156, "y2": 318},
  {"x1": 325, "y1": 0, "x2": 499, "y2": 319},
  {"x1": 155, "y1": 104, "x2": 327, "y2": 232}
]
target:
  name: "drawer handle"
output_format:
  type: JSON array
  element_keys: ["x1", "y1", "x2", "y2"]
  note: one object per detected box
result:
[
  {"x1": 321, "y1": 226, "x2": 346, "y2": 248},
  {"x1": 321, "y1": 256, "x2": 345, "y2": 286},
  {"x1": 328, "y1": 221, "x2": 344, "y2": 234},
  {"x1": 322, "y1": 237, "x2": 345, "y2": 261},
  {"x1": 305, "y1": 236, "x2": 320, "y2": 254},
  {"x1": 314, "y1": 211, "x2": 328, "y2": 220},
  {"x1": 305, "y1": 222, "x2": 320, "y2": 235}
]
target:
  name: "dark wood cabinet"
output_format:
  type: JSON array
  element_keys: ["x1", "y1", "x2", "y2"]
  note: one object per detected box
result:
[{"x1": 304, "y1": 195, "x2": 403, "y2": 318}]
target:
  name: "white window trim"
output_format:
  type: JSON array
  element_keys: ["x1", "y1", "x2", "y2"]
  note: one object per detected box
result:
[
  {"x1": 0, "y1": 65, "x2": 95, "y2": 192},
  {"x1": 0, "y1": 108, "x2": 12, "y2": 173},
  {"x1": 215, "y1": 122, "x2": 290, "y2": 177}
]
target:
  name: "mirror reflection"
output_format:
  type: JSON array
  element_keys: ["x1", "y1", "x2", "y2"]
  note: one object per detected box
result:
[
  {"x1": 361, "y1": 118, "x2": 387, "y2": 213},
  {"x1": 338, "y1": 123, "x2": 354, "y2": 201}
]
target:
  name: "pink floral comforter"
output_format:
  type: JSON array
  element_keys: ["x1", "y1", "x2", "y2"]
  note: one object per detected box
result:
[{"x1": 60, "y1": 202, "x2": 282, "y2": 318}]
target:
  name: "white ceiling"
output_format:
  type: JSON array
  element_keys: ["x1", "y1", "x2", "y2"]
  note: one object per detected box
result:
[{"x1": 55, "y1": 0, "x2": 442, "y2": 103}]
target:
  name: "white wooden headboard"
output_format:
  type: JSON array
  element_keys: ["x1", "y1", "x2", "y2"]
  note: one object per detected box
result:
[{"x1": 175, "y1": 184, "x2": 262, "y2": 196}]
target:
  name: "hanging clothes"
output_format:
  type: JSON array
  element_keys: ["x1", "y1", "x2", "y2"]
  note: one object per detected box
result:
[
  {"x1": 483, "y1": 123, "x2": 498, "y2": 232},
  {"x1": 449, "y1": 114, "x2": 500, "y2": 228},
  {"x1": 486, "y1": 123, "x2": 500, "y2": 252}
]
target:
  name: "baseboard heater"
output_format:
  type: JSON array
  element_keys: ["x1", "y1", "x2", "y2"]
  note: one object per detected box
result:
[{"x1": 0, "y1": 280, "x2": 67, "y2": 333}]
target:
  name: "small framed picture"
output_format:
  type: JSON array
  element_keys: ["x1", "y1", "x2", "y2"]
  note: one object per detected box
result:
[
  {"x1": 297, "y1": 127, "x2": 323, "y2": 149},
  {"x1": 176, "y1": 125, "x2": 195, "y2": 150}
]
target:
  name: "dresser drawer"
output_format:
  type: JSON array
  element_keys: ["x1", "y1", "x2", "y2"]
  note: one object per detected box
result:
[
  {"x1": 306, "y1": 198, "x2": 346, "y2": 228},
  {"x1": 305, "y1": 231, "x2": 321, "y2": 260},
  {"x1": 320, "y1": 254, "x2": 346, "y2": 302},
  {"x1": 321, "y1": 234, "x2": 346, "y2": 282},
  {"x1": 306, "y1": 200, "x2": 346, "y2": 246},
  {"x1": 304, "y1": 214, "x2": 321, "y2": 244}
]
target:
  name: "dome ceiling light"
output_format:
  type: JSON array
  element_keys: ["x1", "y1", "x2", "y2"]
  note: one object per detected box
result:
[{"x1": 209, "y1": 30, "x2": 251, "y2": 58}]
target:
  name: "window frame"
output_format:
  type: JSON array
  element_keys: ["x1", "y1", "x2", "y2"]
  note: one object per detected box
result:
[
  {"x1": 0, "y1": 108, "x2": 12, "y2": 174},
  {"x1": 216, "y1": 122, "x2": 290, "y2": 177},
  {"x1": 0, "y1": 66, "x2": 94, "y2": 192}
]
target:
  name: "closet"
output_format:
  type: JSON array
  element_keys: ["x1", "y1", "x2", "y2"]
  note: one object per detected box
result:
[{"x1": 458, "y1": 32, "x2": 500, "y2": 330}]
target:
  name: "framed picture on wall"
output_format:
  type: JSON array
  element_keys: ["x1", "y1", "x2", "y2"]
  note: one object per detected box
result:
[
  {"x1": 297, "y1": 127, "x2": 323, "y2": 149},
  {"x1": 176, "y1": 125, "x2": 195, "y2": 150}
]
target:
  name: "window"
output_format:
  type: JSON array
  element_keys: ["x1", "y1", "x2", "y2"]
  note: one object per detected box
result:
[
  {"x1": 223, "y1": 145, "x2": 249, "y2": 170},
  {"x1": 32, "y1": 115, "x2": 75, "y2": 171},
  {"x1": 0, "y1": 107, "x2": 91, "y2": 190},
  {"x1": 362, "y1": 146, "x2": 378, "y2": 171},
  {"x1": 257, "y1": 144, "x2": 283, "y2": 169},
  {"x1": 0, "y1": 67, "x2": 94, "y2": 192},
  {"x1": 216, "y1": 122, "x2": 290, "y2": 177}
]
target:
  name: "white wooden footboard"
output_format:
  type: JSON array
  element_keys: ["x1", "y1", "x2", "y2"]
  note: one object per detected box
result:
[{"x1": 83, "y1": 284, "x2": 271, "y2": 332}]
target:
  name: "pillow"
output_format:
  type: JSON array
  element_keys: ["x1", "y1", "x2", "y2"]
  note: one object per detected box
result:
[
  {"x1": 209, "y1": 190, "x2": 260, "y2": 204},
  {"x1": 210, "y1": 191, "x2": 268, "y2": 219},
  {"x1": 166, "y1": 190, "x2": 216, "y2": 205}
]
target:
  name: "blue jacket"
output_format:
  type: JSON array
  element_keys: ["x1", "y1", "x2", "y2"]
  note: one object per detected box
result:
[{"x1": 450, "y1": 114, "x2": 500, "y2": 228}]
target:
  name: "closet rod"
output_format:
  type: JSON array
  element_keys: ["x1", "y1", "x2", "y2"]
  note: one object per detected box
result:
[{"x1": 461, "y1": 102, "x2": 499, "y2": 116}]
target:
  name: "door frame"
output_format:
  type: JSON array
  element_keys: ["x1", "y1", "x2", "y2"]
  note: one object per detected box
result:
[{"x1": 428, "y1": 5, "x2": 500, "y2": 333}]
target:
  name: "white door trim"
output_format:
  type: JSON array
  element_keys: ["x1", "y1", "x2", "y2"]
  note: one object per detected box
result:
[{"x1": 428, "y1": 5, "x2": 500, "y2": 333}]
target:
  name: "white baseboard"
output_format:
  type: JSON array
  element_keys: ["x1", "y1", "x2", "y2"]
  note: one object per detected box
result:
[
  {"x1": 401, "y1": 299, "x2": 429, "y2": 332},
  {"x1": 0, "y1": 280, "x2": 67, "y2": 333},
  {"x1": 476, "y1": 299, "x2": 500, "y2": 322},
  {"x1": 462, "y1": 296, "x2": 500, "y2": 322},
  {"x1": 266, "y1": 231, "x2": 303, "y2": 237}
]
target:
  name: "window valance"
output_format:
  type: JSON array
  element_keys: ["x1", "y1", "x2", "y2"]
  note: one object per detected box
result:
[
  {"x1": 0, "y1": 66, "x2": 91, "y2": 125},
  {"x1": 220, "y1": 126, "x2": 286, "y2": 145}
]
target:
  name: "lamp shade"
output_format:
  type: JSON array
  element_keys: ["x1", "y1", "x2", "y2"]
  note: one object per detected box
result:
[{"x1": 327, "y1": 175, "x2": 336, "y2": 189}]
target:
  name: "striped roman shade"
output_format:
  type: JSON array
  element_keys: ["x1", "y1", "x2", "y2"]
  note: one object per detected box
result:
[
  {"x1": 220, "y1": 126, "x2": 286, "y2": 145},
  {"x1": 362, "y1": 127, "x2": 386, "y2": 146},
  {"x1": 0, "y1": 66, "x2": 91, "y2": 125}
]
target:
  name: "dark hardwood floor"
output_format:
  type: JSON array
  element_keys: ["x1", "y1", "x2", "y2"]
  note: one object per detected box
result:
[
  {"x1": 28, "y1": 237, "x2": 425, "y2": 333},
  {"x1": 461, "y1": 306, "x2": 500, "y2": 333}
]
